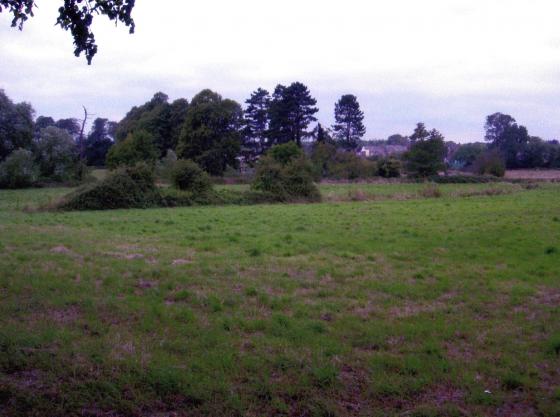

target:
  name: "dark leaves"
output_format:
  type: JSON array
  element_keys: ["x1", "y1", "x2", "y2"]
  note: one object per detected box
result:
[{"x1": 1, "y1": 0, "x2": 136, "y2": 64}]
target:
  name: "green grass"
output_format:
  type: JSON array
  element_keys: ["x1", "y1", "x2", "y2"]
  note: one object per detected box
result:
[{"x1": 0, "y1": 183, "x2": 559, "y2": 416}]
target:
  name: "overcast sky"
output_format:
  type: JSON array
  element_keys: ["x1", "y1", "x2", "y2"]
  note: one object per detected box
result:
[{"x1": 1, "y1": 0, "x2": 560, "y2": 142}]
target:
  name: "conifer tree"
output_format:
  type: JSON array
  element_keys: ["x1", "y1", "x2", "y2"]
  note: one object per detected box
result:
[{"x1": 332, "y1": 94, "x2": 365, "y2": 150}]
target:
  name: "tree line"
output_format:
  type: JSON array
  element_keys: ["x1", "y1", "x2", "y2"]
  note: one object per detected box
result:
[
  {"x1": 97, "y1": 84, "x2": 368, "y2": 176},
  {"x1": 1, "y1": 84, "x2": 560, "y2": 188}
]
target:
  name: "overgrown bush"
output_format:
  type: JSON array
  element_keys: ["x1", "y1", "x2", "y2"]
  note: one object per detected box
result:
[
  {"x1": 171, "y1": 159, "x2": 211, "y2": 194},
  {"x1": 58, "y1": 163, "x2": 161, "y2": 210},
  {"x1": 377, "y1": 158, "x2": 402, "y2": 178},
  {"x1": 253, "y1": 143, "x2": 320, "y2": 202},
  {"x1": 327, "y1": 152, "x2": 378, "y2": 180},
  {"x1": 155, "y1": 149, "x2": 178, "y2": 182},
  {"x1": 311, "y1": 142, "x2": 377, "y2": 180},
  {"x1": 405, "y1": 134, "x2": 446, "y2": 177},
  {"x1": 0, "y1": 149, "x2": 38, "y2": 189},
  {"x1": 106, "y1": 130, "x2": 159, "y2": 169},
  {"x1": 268, "y1": 141, "x2": 302, "y2": 165},
  {"x1": 473, "y1": 150, "x2": 506, "y2": 177},
  {"x1": 419, "y1": 184, "x2": 442, "y2": 198}
]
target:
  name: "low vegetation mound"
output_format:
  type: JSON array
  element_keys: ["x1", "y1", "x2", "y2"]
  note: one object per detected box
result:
[
  {"x1": 58, "y1": 164, "x2": 161, "y2": 210},
  {"x1": 252, "y1": 143, "x2": 321, "y2": 202}
]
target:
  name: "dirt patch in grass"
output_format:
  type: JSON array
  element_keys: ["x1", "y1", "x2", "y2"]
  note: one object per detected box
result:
[
  {"x1": 0, "y1": 369, "x2": 45, "y2": 390},
  {"x1": 48, "y1": 305, "x2": 81, "y2": 325},
  {"x1": 388, "y1": 292, "x2": 461, "y2": 318},
  {"x1": 172, "y1": 258, "x2": 192, "y2": 266},
  {"x1": 336, "y1": 364, "x2": 371, "y2": 414},
  {"x1": 495, "y1": 395, "x2": 538, "y2": 417},
  {"x1": 533, "y1": 286, "x2": 560, "y2": 307},
  {"x1": 50, "y1": 245, "x2": 84, "y2": 261},
  {"x1": 137, "y1": 279, "x2": 158, "y2": 289},
  {"x1": 104, "y1": 251, "x2": 145, "y2": 260}
]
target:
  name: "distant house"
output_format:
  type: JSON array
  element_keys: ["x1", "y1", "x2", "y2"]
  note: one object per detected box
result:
[{"x1": 358, "y1": 144, "x2": 408, "y2": 158}]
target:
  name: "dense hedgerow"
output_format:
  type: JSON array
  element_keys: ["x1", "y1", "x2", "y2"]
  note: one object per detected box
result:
[
  {"x1": 58, "y1": 164, "x2": 161, "y2": 210},
  {"x1": 429, "y1": 175, "x2": 499, "y2": 184},
  {"x1": 171, "y1": 159, "x2": 211, "y2": 194}
]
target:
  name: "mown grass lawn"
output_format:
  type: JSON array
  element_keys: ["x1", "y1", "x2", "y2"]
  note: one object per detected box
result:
[{"x1": 0, "y1": 183, "x2": 559, "y2": 416}]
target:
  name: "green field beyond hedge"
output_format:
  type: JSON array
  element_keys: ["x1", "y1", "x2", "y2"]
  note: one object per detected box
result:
[{"x1": 0, "y1": 183, "x2": 559, "y2": 416}]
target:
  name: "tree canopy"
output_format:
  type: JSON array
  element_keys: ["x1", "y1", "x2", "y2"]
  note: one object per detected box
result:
[
  {"x1": 267, "y1": 82, "x2": 318, "y2": 146},
  {"x1": 85, "y1": 118, "x2": 116, "y2": 166},
  {"x1": 484, "y1": 112, "x2": 529, "y2": 168},
  {"x1": 243, "y1": 88, "x2": 271, "y2": 162},
  {"x1": 115, "y1": 92, "x2": 189, "y2": 157},
  {"x1": 1, "y1": 0, "x2": 136, "y2": 64},
  {"x1": 0, "y1": 89, "x2": 34, "y2": 161},
  {"x1": 405, "y1": 124, "x2": 446, "y2": 177},
  {"x1": 177, "y1": 89, "x2": 243, "y2": 176}
]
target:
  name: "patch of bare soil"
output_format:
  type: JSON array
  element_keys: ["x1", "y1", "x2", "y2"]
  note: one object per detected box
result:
[
  {"x1": 137, "y1": 279, "x2": 158, "y2": 289},
  {"x1": 50, "y1": 245, "x2": 83, "y2": 260},
  {"x1": 388, "y1": 291, "x2": 461, "y2": 318},
  {"x1": 532, "y1": 286, "x2": 560, "y2": 306},
  {"x1": 49, "y1": 305, "x2": 81, "y2": 325},
  {"x1": 495, "y1": 395, "x2": 538, "y2": 417},
  {"x1": 0, "y1": 369, "x2": 45, "y2": 390},
  {"x1": 336, "y1": 364, "x2": 371, "y2": 414}
]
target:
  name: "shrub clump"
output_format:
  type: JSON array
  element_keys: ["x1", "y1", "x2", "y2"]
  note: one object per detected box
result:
[
  {"x1": 252, "y1": 142, "x2": 321, "y2": 202},
  {"x1": 171, "y1": 159, "x2": 211, "y2": 194},
  {"x1": 0, "y1": 149, "x2": 38, "y2": 189},
  {"x1": 310, "y1": 142, "x2": 378, "y2": 180},
  {"x1": 419, "y1": 184, "x2": 442, "y2": 198},
  {"x1": 58, "y1": 163, "x2": 161, "y2": 210},
  {"x1": 473, "y1": 149, "x2": 506, "y2": 177},
  {"x1": 377, "y1": 158, "x2": 402, "y2": 178}
]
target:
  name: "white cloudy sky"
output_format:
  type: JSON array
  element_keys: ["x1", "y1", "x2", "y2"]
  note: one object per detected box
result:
[{"x1": 1, "y1": 0, "x2": 560, "y2": 141}]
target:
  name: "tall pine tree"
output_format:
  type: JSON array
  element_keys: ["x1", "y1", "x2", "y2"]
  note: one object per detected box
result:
[
  {"x1": 243, "y1": 88, "x2": 270, "y2": 162},
  {"x1": 332, "y1": 94, "x2": 365, "y2": 150},
  {"x1": 268, "y1": 82, "x2": 318, "y2": 146}
]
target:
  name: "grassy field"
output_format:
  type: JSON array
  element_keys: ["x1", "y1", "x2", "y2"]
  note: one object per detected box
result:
[{"x1": 0, "y1": 183, "x2": 559, "y2": 416}]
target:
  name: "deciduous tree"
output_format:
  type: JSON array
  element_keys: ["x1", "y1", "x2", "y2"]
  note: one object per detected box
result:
[
  {"x1": 85, "y1": 118, "x2": 115, "y2": 166},
  {"x1": 177, "y1": 89, "x2": 243, "y2": 176},
  {"x1": 484, "y1": 112, "x2": 529, "y2": 168},
  {"x1": 0, "y1": 89, "x2": 34, "y2": 161},
  {"x1": 116, "y1": 92, "x2": 189, "y2": 156}
]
